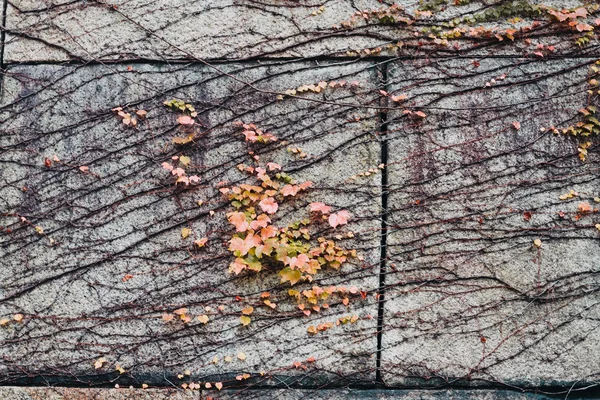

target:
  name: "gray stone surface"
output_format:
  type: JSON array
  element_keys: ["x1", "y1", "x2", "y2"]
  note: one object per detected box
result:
[
  {"x1": 0, "y1": 61, "x2": 382, "y2": 385},
  {"x1": 2, "y1": 0, "x2": 600, "y2": 395},
  {"x1": 3, "y1": 0, "x2": 597, "y2": 62},
  {"x1": 381, "y1": 57, "x2": 600, "y2": 387},
  {"x1": 0, "y1": 387, "x2": 577, "y2": 399}
]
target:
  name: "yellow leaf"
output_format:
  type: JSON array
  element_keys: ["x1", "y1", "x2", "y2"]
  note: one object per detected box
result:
[
  {"x1": 197, "y1": 315, "x2": 209, "y2": 324},
  {"x1": 184, "y1": 369, "x2": 191, "y2": 376},
  {"x1": 307, "y1": 326, "x2": 317, "y2": 334},
  {"x1": 224, "y1": 356, "x2": 233, "y2": 362},
  {"x1": 181, "y1": 228, "x2": 191, "y2": 239},
  {"x1": 533, "y1": 239, "x2": 542, "y2": 248},
  {"x1": 237, "y1": 352, "x2": 246, "y2": 361},
  {"x1": 94, "y1": 357, "x2": 106, "y2": 369},
  {"x1": 142, "y1": 384, "x2": 148, "y2": 389},
  {"x1": 595, "y1": 224, "x2": 600, "y2": 231},
  {"x1": 241, "y1": 306, "x2": 254, "y2": 315},
  {"x1": 13, "y1": 314, "x2": 23, "y2": 322},
  {"x1": 116, "y1": 365, "x2": 126, "y2": 374},
  {"x1": 173, "y1": 135, "x2": 194, "y2": 145},
  {"x1": 35, "y1": 226, "x2": 44, "y2": 235},
  {"x1": 0, "y1": 318, "x2": 9, "y2": 326},
  {"x1": 240, "y1": 315, "x2": 251, "y2": 326},
  {"x1": 179, "y1": 156, "x2": 191, "y2": 166},
  {"x1": 215, "y1": 382, "x2": 223, "y2": 390},
  {"x1": 280, "y1": 267, "x2": 302, "y2": 285}
]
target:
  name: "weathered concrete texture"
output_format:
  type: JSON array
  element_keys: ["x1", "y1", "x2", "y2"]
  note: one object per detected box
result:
[
  {"x1": 381, "y1": 58, "x2": 600, "y2": 387},
  {"x1": 0, "y1": 61, "x2": 382, "y2": 386},
  {"x1": 0, "y1": 387, "x2": 197, "y2": 399},
  {"x1": 0, "y1": 387, "x2": 580, "y2": 399},
  {"x1": 3, "y1": 0, "x2": 596, "y2": 62}
]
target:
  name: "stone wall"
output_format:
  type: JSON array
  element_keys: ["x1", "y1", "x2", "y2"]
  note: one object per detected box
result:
[{"x1": 1, "y1": 0, "x2": 599, "y2": 398}]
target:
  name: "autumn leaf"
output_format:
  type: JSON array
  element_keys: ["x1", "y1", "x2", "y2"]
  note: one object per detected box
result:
[
  {"x1": 161, "y1": 162, "x2": 174, "y2": 171},
  {"x1": 238, "y1": 352, "x2": 247, "y2": 361},
  {"x1": 259, "y1": 197, "x2": 279, "y2": 214},
  {"x1": 391, "y1": 94, "x2": 407, "y2": 102},
  {"x1": 230, "y1": 258, "x2": 247, "y2": 274},
  {"x1": 239, "y1": 315, "x2": 251, "y2": 326},
  {"x1": 241, "y1": 306, "x2": 254, "y2": 315},
  {"x1": 281, "y1": 184, "x2": 300, "y2": 197},
  {"x1": 162, "y1": 313, "x2": 174, "y2": 322},
  {"x1": 266, "y1": 162, "x2": 281, "y2": 171},
  {"x1": 523, "y1": 211, "x2": 532, "y2": 221},
  {"x1": 309, "y1": 202, "x2": 331, "y2": 214},
  {"x1": 512, "y1": 121, "x2": 521, "y2": 130},
  {"x1": 172, "y1": 135, "x2": 194, "y2": 145},
  {"x1": 229, "y1": 212, "x2": 250, "y2": 232},
  {"x1": 13, "y1": 314, "x2": 23, "y2": 322},
  {"x1": 280, "y1": 267, "x2": 302, "y2": 285},
  {"x1": 578, "y1": 202, "x2": 592, "y2": 213},
  {"x1": 94, "y1": 357, "x2": 107, "y2": 369},
  {"x1": 194, "y1": 237, "x2": 208, "y2": 248},
  {"x1": 181, "y1": 228, "x2": 191, "y2": 239},
  {"x1": 179, "y1": 156, "x2": 191, "y2": 166},
  {"x1": 177, "y1": 115, "x2": 195, "y2": 126},
  {"x1": 328, "y1": 210, "x2": 350, "y2": 228},
  {"x1": 260, "y1": 225, "x2": 278, "y2": 240},
  {"x1": 173, "y1": 308, "x2": 188, "y2": 315},
  {"x1": 79, "y1": 166, "x2": 89, "y2": 173},
  {"x1": 533, "y1": 239, "x2": 542, "y2": 248},
  {"x1": 197, "y1": 315, "x2": 209, "y2": 324},
  {"x1": 250, "y1": 214, "x2": 271, "y2": 230}
]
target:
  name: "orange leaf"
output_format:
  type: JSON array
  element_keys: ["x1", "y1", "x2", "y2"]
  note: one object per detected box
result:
[{"x1": 578, "y1": 202, "x2": 592, "y2": 213}]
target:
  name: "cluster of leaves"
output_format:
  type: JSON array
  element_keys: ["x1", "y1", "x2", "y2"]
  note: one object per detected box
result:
[
  {"x1": 557, "y1": 189, "x2": 600, "y2": 222},
  {"x1": 0, "y1": 313, "x2": 24, "y2": 326},
  {"x1": 112, "y1": 106, "x2": 147, "y2": 127},
  {"x1": 163, "y1": 99, "x2": 200, "y2": 144},
  {"x1": 161, "y1": 155, "x2": 200, "y2": 186},
  {"x1": 348, "y1": 163, "x2": 385, "y2": 181},
  {"x1": 277, "y1": 79, "x2": 361, "y2": 100},
  {"x1": 164, "y1": 98, "x2": 198, "y2": 117},
  {"x1": 336, "y1": 4, "x2": 412, "y2": 29},
  {"x1": 223, "y1": 161, "x2": 354, "y2": 284},
  {"x1": 162, "y1": 307, "x2": 210, "y2": 325},
  {"x1": 233, "y1": 121, "x2": 277, "y2": 143},
  {"x1": 537, "y1": 61, "x2": 600, "y2": 161},
  {"x1": 306, "y1": 315, "x2": 359, "y2": 335}
]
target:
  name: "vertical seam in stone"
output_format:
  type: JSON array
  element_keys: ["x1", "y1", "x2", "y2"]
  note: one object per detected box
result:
[
  {"x1": 375, "y1": 61, "x2": 389, "y2": 384},
  {"x1": 0, "y1": 0, "x2": 7, "y2": 93}
]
